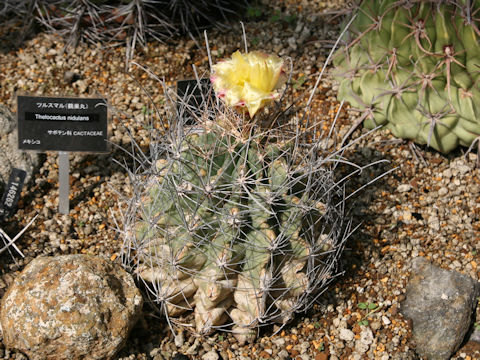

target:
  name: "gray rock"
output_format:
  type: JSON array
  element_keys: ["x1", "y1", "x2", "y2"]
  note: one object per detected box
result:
[
  {"x1": 400, "y1": 257, "x2": 479, "y2": 360},
  {"x1": 0, "y1": 254, "x2": 143, "y2": 360},
  {"x1": 0, "y1": 104, "x2": 40, "y2": 188}
]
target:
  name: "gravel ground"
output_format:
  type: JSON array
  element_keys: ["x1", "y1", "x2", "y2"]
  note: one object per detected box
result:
[{"x1": 1, "y1": 1, "x2": 480, "y2": 359}]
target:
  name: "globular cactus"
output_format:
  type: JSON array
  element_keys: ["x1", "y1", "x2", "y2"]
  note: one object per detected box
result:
[
  {"x1": 124, "y1": 124, "x2": 346, "y2": 342},
  {"x1": 120, "y1": 50, "x2": 355, "y2": 342},
  {"x1": 333, "y1": 0, "x2": 480, "y2": 153}
]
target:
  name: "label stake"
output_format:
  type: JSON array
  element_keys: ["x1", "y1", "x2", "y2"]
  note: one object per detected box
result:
[
  {"x1": 17, "y1": 95, "x2": 109, "y2": 216},
  {"x1": 58, "y1": 151, "x2": 69, "y2": 214}
]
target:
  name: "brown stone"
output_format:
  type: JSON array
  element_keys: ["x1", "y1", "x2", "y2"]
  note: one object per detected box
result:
[
  {"x1": 289, "y1": 349, "x2": 300, "y2": 357},
  {"x1": 0, "y1": 254, "x2": 143, "y2": 360},
  {"x1": 258, "y1": 350, "x2": 271, "y2": 359}
]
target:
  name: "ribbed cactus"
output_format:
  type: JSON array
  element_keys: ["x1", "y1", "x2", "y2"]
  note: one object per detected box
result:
[
  {"x1": 123, "y1": 123, "x2": 345, "y2": 342},
  {"x1": 333, "y1": 0, "x2": 480, "y2": 153},
  {"x1": 120, "y1": 48, "x2": 356, "y2": 342}
]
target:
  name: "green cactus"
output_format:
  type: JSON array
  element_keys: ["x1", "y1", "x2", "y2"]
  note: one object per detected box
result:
[
  {"x1": 333, "y1": 0, "x2": 480, "y2": 153},
  {"x1": 117, "y1": 34, "x2": 371, "y2": 340},
  {"x1": 121, "y1": 116, "x2": 348, "y2": 342}
]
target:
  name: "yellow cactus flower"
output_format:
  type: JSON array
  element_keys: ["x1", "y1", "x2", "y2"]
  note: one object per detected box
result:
[{"x1": 210, "y1": 51, "x2": 287, "y2": 117}]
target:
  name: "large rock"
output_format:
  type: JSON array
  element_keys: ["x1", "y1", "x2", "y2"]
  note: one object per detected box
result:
[
  {"x1": 0, "y1": 254, "x2": 143, "y2": 360},
  {"x1": 0, "y1": 104, "x2": 40, "y2": 189},
  {"x1": 401, "y1": 257, "x2": 479, "y2": 360}
]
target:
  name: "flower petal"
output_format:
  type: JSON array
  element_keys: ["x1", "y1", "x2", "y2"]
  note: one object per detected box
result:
[{"x1": 211, "y1": 51, "x2": 285, "y2": 117}]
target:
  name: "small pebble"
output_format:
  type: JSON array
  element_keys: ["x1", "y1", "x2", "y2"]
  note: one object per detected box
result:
[
  {"x1": 201, "y1": 350, "x2": 219, "y2": 360},
  {"x1": 339, "y1": 328, "x2": 355, "y2": 342},
  {"x1": 174, "y1": 332, "x2": 184, "y2": 348},
  {"x1": 397, "y1": 184, "x2": 412, "y2": 193}
]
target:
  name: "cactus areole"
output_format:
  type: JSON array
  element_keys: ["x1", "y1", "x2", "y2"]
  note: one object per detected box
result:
[{"x1": 333, "y1": 0, "x2": 480, "y2": 153}]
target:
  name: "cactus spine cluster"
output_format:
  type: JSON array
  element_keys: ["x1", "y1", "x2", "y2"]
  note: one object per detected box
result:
[
  {"x1": 333, "y1": 0, "x2": 480, "y2": 153},
  {"x1": 1, "y1": 0, "x2": 246, "y2": 62}
]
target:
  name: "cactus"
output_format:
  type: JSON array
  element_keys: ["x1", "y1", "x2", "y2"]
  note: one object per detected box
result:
[
  {"x1": 119, "y1": 44, "x2": 364, "y2": 341},
  {"x1": 123, "y1": 123, "x2": 348, "y2": 341},
  {"x1": 121, "y1": 114, "x2": 352, "y2": 341},
  {"x1": 333, "y1": 0, "x2": 480, "y2": 153}
]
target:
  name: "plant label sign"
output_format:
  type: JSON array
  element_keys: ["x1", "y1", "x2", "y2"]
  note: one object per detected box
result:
[
  {"x1": 17, "y1": 95, "x2": 108, "y2": 153},
  {"x1": 176, "y1": 78, "x2": 212, "y2": 124},
  {"x1": 17, "y1": 95, "x2": 108, "y2": 215},
  {"x1": 0, "y1": 168, "x2": 26, "y2": 220}
]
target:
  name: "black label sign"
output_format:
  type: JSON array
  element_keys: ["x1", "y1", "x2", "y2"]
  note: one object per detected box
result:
[
  {"x1": 17, "y1": 96, "x2": 108, "y2": 152},
  {"x1": 176, "y1": 79, "x2": 212, "y2": 125},
  {"x1": 0, "y1": 168, "x2": 26, "y2": 219}
]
